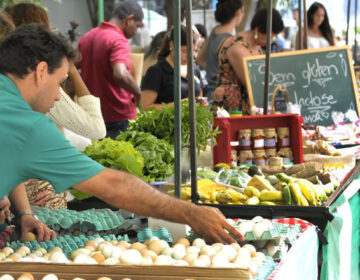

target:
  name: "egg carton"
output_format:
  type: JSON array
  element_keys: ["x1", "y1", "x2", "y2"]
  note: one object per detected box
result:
[
  {"x1": 254, "y1": 256, "x2": 276, "y2": 280},
  {"x1": 137, "y1": 227, "x2": 172, "y2": 244},
  {"x1": 6, "y1": 233, "x2": 129, "y2": 258},
  {"x1": 32, "y1": 207, "x2": 126, "y2": 233}
]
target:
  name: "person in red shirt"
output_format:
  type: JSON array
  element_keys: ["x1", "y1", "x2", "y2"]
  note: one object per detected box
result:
[{"x1": 77, "y1": 0, "x2": 143, "y2": 139}]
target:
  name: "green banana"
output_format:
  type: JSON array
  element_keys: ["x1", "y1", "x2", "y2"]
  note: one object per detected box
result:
[
  {"x1": 282, "y1": 185, "x2": 292, "y2": 205},
  {"x1": 275, "y1": 172, "x2": 293, "y2": 183}
]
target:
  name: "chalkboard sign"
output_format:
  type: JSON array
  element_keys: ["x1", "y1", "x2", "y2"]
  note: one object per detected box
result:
[{"x1": 244, "y1": 46, "x2": 360, "y2": 126}]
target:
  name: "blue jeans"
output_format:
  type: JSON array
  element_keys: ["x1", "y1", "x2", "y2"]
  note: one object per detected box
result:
[{"x1": 105, "y1": 120, "x2": 129, "y2": 139}]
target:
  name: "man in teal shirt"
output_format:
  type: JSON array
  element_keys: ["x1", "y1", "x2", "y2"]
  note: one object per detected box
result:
[{"x1": 0, "y1": 24, "x2": 243, "y2": 244}]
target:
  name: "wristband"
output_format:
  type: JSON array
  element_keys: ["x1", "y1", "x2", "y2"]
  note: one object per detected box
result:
[{"x1": 18, "y1": 211, "x2": 35, "y2": 219}]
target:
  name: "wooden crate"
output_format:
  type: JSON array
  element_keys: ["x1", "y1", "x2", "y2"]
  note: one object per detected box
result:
[{"x1": 0, "y1": 262, "x2": 252, "y2": 280}]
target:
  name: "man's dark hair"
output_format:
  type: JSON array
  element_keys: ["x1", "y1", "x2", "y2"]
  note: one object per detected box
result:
[
  {"x1": 0, "y1": 23, "x2": 77, "y2": 79},
  {"x1": 112, "y1": 0, "x2": 144, "y2": 22},
  {"x1": 250, "y1": 8, "x2": 284, "y2": 35},
  {"x1": 195, "y1": 23, "x2": 207, "y2": 39}
]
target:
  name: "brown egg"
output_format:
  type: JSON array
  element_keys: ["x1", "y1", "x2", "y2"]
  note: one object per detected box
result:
[
  {"x1": 148, "y1": 240, "x2": 167, "y2": 255},
  {"x1": 131, "y1": 242, "x2": 146, "y2": 252},
  {"x1": 21, "y1": 232, "x2": 36, "y2": 243},
  {"x1": 175, "y1": 237, "x2": 190, "y2": 248},
  {"x1": 8, "y1": 253, "x2": 22, "y2": 262},
  {"x1": 50, "y1": 247, "x2": 62, "y2": 254},
  {"x1": 117, "y1": 240, "x2": 131, "y2": 250},
  {"x1": 17, "y1": 273, "x2": 34, "y2": 280},
  {"x1": 141, "y1": 249, "x2": 157, "y2": 262},
  {"x1": 183, "y1": 252, "x2": 198, "y2": 265},
  {"x1": 91, "y1": 253, "x2": 105, "y2": 264},
  {"x1": 84, "y1": 240, "x2": 97, "y2": 250}
]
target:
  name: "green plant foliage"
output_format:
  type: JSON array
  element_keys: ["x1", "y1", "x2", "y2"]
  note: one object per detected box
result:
[
  {"x1": 83, "y1": 138, "x2": 144, "y2": 177},
  {"x1": 117, "y1": 131, "x2": 175, "y2": 182},
  {"x1": 127, "y1": 101, "x2": 220, "y2": 153}
]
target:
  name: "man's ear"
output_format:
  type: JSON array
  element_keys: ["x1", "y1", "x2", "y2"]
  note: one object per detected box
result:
[
  {"x1": 34, "y1": 61, "x2": 48, "y2": 86},
  {"x1": 126, "y1": 15, "x2": 135, "y2": 25}
]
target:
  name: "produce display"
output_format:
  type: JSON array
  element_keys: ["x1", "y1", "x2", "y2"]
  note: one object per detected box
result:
[
  {"x1": 116, "y1": 131, "x2": 174, "y2": 182},
  {"x1": 173, "y1": 163, "x2": 340, "y2": 206},
  {"x1": 129, "y1": 101, "x2": 220, "y2": 152}
]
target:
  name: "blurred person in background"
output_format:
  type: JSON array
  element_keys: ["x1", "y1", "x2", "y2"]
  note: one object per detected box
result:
[
  {"x1": 77, "y1": 0, "x2": 143, "y2": 139},
  {"x1": 213, "y1": 8, "x2": 284, "y2": 114},
  {"x1": 142, "y1": 31, "x2": 167, "y2": 77},
  {"x1": 141, "y1": 25, "x2": 206, "y2": 111},
  {"x1": 296, "y1": 2, "x2": 335, "y2": 49},
  {"x1": 197, "y1": 0, "x2": 244, "y2": 99}
]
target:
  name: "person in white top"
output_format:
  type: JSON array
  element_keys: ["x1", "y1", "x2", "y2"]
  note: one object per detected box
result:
[{"x1": 296, "y1": 2, "x2": 335, "y2": 50}]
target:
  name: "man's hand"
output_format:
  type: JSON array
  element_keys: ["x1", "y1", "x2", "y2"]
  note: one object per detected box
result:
[
  {"x1": 186, "y1": 205, "x2": 244, "y2": 244},
  {"x1": 132, "y1": 92, "x2": 141, "y2": 106},
  {"x1": 20, "y1": 214, "x2": 56, "y2": 242},
  {"x1": 0, "y1": 196, "x2": 11, "y2": 223}
]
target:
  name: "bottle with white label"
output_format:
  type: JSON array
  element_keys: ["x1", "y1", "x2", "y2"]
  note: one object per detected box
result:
[{"x1": 251, "y1": 129, "x2": 265, "y2": 150}]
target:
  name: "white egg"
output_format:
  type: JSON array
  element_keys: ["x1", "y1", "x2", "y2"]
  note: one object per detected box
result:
[
  {"x1": 249, "y1": 260, "x2": 259, "y2": 275},
  {"x1": 198, "y1": 254, "x2": 211, "y2": 266},
  {"x1": 192, "y1": 238, "x2": 206, "y2": 249},
  {"x1": 242, "y1": 244, "x2": 257, "y2": 257},
  {"x1": 234, "y1": 256, "x2": 250, "y2": 269},
  {"x1": 200, "y1": 245, "x2": 216, "y2": 257},
  {"x1": 256, "y1": 251, "x2": 266, "y2": 262},
  {"x1": 110, "y1": 247, "x2": 123, "y2": 259},
  {"x1": 2, "y1": 247, "x2": 13, "y2": 257},
  {"x1": 140, "y1": 255, "x2": 153, "y2": 265},
  {"x1": 160, "y1": 247, "x2": 174, "y2": 256},
  {"x1": 0, "y1": 274, "x2": 14, "y2": 280},
  {"x1": 0, "y1": 252, "x2": 6, "y2": 260},
  {"x1": 101, "y1": 245, "x2": 115, "y2": 259},
  {"x1": 49, "y1": 251, "x2": 67, "y2": 263},
  {"x1": 186, "y1": 246, "x2": 200, "y2": 256},
  {"x1": 17, "y1": 257, "x2": 33, "y2": 262},
  {"x1": 252, "y1": 216, "x2": 264, "y2": 223},
  {"x1": 191, "y1": 258, "x2": 207, "y2": 267},
  {"x1": 237, "y1": 221, "x2": 253, "y2": 236},
  {"x1": 173, "y1": 260, "x2": 189, "y2": 266},
  {"x1": 219, "y1": 245, "x2": 237, "y2": 262},
  {"x1": 211, "y1": 254, "x2": 230, "y2": 267},
  {"x1": 93, "y1": 237, "x2": 105, "y2": 244},
  {"x1": 253, "y1": 222, "x2": 267, "y2": 238},
  {"x1": 154, "y1": 255, "x2": 175, "y2": 265},
  {"x1": 73, "y1": 254, "x2": 90, "y2": 264},
  {"x1": 171, "y1": 245, "x2": 186, "y2": 260},
  {"x1": 236, "y1": 248, "x2": 252, "y2": 263},
  {"x1": 41, "y1": 274, "x2": 58, "y2": 280},
  {"x1": 71, "y1": 248, "x2": 91, "y2": 260},
  {"x1": 1, "y1": 258, "x2": 13, "y2": 262},
  {"x1": 251, "y1": 256, "x2": 264, "y2": 266},
  {"x1": 260, "y1": 219, "x2": 273, "y2": 230},
  {"x1": 120, "y1": 249, "x2": 142, "y2": 265},
  {"x1": 265, "y1": 242, "x2": 278, "y2": 257},
  {"x1": 102, "y1": 257, "x2": 120, "y2": 265}
]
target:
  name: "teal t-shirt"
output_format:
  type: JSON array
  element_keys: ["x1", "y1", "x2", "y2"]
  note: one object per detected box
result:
[{"x1": 0, "y1": 74, "x2": 105, "y2": 199}]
